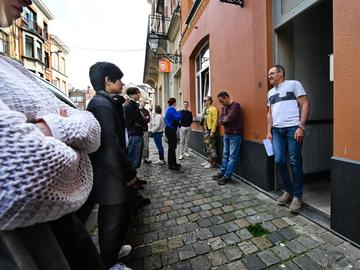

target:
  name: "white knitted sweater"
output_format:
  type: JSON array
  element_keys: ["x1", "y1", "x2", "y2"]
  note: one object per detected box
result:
[{"x1": 0, "y1": 55, "x2": 101, "y2": 230}]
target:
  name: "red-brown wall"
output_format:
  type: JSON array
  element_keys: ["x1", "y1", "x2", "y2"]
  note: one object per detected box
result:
[
  {"x1": 333, "y1": 0, "x2": 360, "y2": 161},
  {"x1": 181, "y1": 0, "x2": 272, "y2": 142}
]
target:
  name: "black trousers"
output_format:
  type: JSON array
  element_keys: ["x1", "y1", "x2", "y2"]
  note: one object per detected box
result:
[
  {"x1": 165, "y1": 127, "x2": 177, "y2": 167},
  {"x1": 50, "y1": 213, "x2": 105, "y2": 270}
]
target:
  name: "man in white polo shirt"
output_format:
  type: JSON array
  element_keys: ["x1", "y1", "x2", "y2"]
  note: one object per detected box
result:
[{"x1": 266, "y1": 65, "x2": 311, "y2": 212}]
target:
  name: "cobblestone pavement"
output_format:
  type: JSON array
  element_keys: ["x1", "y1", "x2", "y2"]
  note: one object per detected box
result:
[{"x1": 91, "y1": 142, "x2": 360, "y2": 270}]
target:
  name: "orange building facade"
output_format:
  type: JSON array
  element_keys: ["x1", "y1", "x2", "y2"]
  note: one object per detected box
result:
[{"x1": 180, "y1": 0, "x2": 360, "y2": 244}]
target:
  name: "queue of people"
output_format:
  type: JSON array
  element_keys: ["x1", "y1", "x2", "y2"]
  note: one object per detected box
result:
[{"x1": 0, "y1": 1, "x2": 310, "y2": 269}]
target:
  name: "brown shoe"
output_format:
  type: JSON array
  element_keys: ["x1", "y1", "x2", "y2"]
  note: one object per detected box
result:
[
  {"x1": 218, "y1": 176, "x2": 231, "y2": 185},
  {"x1": 276, "y1": 191, "x2": 291, "y2": 205},
  {"x1": 212, "y1": 172, "x2": 223, "y2": 180},
  {"x1": 289, "y1": 197, "x2": 302, "y2": 213}
]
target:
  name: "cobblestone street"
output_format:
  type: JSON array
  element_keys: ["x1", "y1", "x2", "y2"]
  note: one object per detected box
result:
[{"x1": 91, "y1": 142, "x2": 360, "y2": 270}]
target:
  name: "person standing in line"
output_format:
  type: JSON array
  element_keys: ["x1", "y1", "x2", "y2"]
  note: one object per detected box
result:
[
  {"x1": 139, "y1": 99, "x2": 151, "y2": 164},
  {"x1": 178, "y1": 101, "x2": 193, "y2": 160},
  {"x1": 267, "y1": 64, "x2": 310, "y2": 213},
  {"x1": 212, "y1": 91, "x2": 244, "y2": 185},
  {"x1": 200, "y1": 96, "x2": 218, "y2": 168},
  {"x1": 150, "y1": 105, "x2": 166, "y2": 165},
  {"x1": 165, "y1": 97, "x2": 182, "y2": 171}
]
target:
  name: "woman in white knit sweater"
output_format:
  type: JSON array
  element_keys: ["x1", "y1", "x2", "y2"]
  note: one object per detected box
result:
[{"x1": 0, "y1": 1, "x2": 104, "y2": 269}]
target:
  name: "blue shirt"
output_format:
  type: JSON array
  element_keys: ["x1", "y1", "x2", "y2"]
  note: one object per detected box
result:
[{"x1": 165, "y1": 106, "x2": 181, "y2": 129}]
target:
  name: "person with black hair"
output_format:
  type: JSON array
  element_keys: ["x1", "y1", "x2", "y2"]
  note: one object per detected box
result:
[
  {"x1": 77, "y1": 62, "x2": 139, "y2": 270},
  {"x1": 165, "y1": 97, "x2": 182, "y2": 170}
]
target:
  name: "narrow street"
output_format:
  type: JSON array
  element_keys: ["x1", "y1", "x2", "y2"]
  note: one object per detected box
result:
[{"x1": 89, "y1": 142, "x2": 360, "y2": 270}]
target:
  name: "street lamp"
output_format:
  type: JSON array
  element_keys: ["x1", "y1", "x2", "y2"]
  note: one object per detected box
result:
[{"x1": 148, "y1": 32, "x2": 181, "y2": 64}]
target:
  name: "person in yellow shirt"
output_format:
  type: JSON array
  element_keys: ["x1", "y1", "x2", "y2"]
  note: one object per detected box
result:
[{"x1": 200, "y1": 96, "x2": 219, "y2": 168}]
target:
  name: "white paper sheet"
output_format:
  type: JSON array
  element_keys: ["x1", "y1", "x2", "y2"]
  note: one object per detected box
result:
[{"x1": 263, "y1": 139, "x2": 274, "y2": 156}]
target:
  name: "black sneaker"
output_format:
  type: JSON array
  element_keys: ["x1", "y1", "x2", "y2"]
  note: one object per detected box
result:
[
  {"x1": 141, "y1": 198, "x2": 151, "y2": 206},
  {"x1": 169, "y1": 166, "x2": 180, "y2": 171},
  {"x1": 218, "y1": 176, "x2": 231, "y2": 185},
  {"x1": 175, "y1": 163, "x2": 182, "y2": 168},
  {"x1": 212, "y1": 173, "x2": 223, "y2": 180},
  {"x1": 134, "y1": 183, "x2": 144, "y2": 190}
]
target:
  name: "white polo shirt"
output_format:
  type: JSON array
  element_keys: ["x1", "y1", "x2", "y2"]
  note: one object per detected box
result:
[{"x1": 267, "y1": 80, "x2": 306, "y2": 128}]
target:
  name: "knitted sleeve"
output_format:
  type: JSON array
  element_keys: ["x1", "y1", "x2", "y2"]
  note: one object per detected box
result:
[
  {"x1": 40, "y1": 102, "x2": 101, "y2": 153},
  {"x1": 0, "y1": 100, "x2": 92, "y2": 230}
]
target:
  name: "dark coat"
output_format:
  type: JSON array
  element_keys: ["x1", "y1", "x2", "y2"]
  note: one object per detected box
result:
[
  {"x1": 123, "y1": 100, "x2": 146, "y2": 136},
  {"x1": 87, "y1": 91, "x2": 136, "y2": 205}
]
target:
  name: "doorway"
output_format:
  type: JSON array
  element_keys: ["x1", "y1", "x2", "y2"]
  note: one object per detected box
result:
[{"x1": 273, "y1": 0, "x2": 333, "y2": 215}]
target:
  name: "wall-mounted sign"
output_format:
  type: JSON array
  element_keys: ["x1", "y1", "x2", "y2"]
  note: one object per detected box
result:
[{"x1": 159, "y1": 59, "x2": 171, "y2": 73}]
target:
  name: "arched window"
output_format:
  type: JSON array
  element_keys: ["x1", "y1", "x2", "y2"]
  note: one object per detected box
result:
[{"x1": 195, "y1": 43, "x2": 210, "y2": 115}]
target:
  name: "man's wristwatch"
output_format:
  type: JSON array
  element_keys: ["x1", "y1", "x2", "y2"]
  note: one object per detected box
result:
[{"x1": 298, "y1": 125, "x2": 305, "y2": 131}]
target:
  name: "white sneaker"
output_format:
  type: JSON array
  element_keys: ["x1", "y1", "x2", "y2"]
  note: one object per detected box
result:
[
  {"x1": 117, "y1": 245, "x2": 132, "y2": 259},
  {"x1": 201, "y1": 162, "x2": 208, "y2": 166},
  {"x1": 154, "y1": 159, "x2": 165, "y2": 165},
  {"x1": 204, "y1": 163, "x2": 213, "y2": 169},
  {"x1": 184, "y1": 152, "x2": 190, "y2": 157},
  {"x1": 178, "y1": 155, "x2": 184, "y2": 160},
  {"x1": 109, "y1": 263, "x2": 132, "y2": 270}
]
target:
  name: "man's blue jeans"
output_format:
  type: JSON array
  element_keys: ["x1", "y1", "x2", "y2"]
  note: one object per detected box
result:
[
  {"x1": 272, "y1": 126, "x2": 303, "y2": 199},
  {"x1": 152, "y1": 132, "x2": 164, "y2": 160},
  {"x1": 127, "y1": 135, "x2": 144, "y2": 169},
  {"x1": 220, "y1": 134, "x2": 242, "y2": 178}
]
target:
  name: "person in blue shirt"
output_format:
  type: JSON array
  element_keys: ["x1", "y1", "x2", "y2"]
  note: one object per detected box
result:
[{"x1": 165, "y1": 97, "x2": 182, "y2": 170}]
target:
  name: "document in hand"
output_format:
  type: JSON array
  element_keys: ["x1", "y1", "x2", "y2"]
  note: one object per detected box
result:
[{"x1": 263, "y1": 139, "x2": 274, "y2": 156}]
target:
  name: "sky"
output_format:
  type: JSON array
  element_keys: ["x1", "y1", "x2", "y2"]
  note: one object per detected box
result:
[{"x1": 43, "y1": 0, "x2": 151, "y2": 89}]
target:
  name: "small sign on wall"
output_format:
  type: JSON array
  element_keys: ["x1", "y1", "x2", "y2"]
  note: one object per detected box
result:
[
  {"x1": 159, "y1": 60, "x2": 171, "y2": 73},
  {"x1": 329, "y1": 54, "x2": 333, "y2": 82}
]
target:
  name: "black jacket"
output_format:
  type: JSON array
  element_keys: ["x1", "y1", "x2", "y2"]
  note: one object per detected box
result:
[
  {"x1": 123, "y1": 100, "x2": 146, "y2": 136},
  {"x1": 87, "y1": 91, "x2": 136, "y2": 205}
]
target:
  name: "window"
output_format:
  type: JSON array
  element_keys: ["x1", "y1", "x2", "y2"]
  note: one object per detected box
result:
[
  {"x1": 45, "y1": 52, "x2": 50, "y2": 68},
  {"x1": 0, "y1": 33, "x2": 8, "y2": 54},
  {"x1": 60, "y1": 57, "x2": 65, "y2": 74},
  {"x1": 62, "y1": 81, "x2": 67, "y2": 92},
  {"x1": 23, "y1": 7, "x2": 36, "y2": 32},
  {"x1": 43, "y1": 22, "x2": 48, "y2": 40},
  {"x1": 25, "y1": 35, "x2": 34, "y2": 58},
  {"x1": 36, "y1": 40, "x2": 42, "y2": 61},
  {"x1": 195, "y1": 43, "x2": 210, "y2": 115}
]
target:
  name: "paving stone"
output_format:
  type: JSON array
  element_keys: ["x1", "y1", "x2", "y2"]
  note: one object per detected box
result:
[
  {"x1": 222, "y1": 205, "x2": 234, "y2": 213},
  {"x1": 212, "y1": 208, "x2": 224, "y2": 216},
  {"x1": 304, "y1": 223, "x2": 326, "y2": 235},
  {"x1": 244, "y1": 208, "x2": 257, "y2": 215},
  {"x1": 190, "y1": 255, "x2": 212, "y2": 270},
  {"x1": 171, "y1": 225, "x2": 187, "y2": 236},
  {"x1": 223, "y1": 246, "x2": 242, "y2": 261},
  {"x1": 144, "y1": 231, "x2": 159, "y2": 244},
  {"x1": 182, "y1": 202, "x2": 193, "y2": 208},
  {"x1": 176, "y1": 216, "x2": 189, "y2": 225},
  {"x1": 221, "y1": 212, "x2": 236, "y2": 222},
  {"x1": 143, "y1": 255, "x2": 162, "y2": 270},
  {"x1": 238, "y1": 241, "x2": 259, "y2": 255},
  {"x1": 197, "y1": 228, "x2": 214, "y2": 240},
  {"x1": 209, "y1": 216, "x2": 225, "y2": 225},
  {"x1": 266, "y1": 231, "x2": 286, "y2": 245},
  {"x1": 208, "y1": 237, "x2": 227, "y2": 251},
  {"x1": 188, "y1": 213, "x2": 200, "y2": 222},
  {"x1": 210, "y1": 202, "x2": 223, "y2": 208},
  {"x1": 278, "y1": 227, "x2": 298, "y2": 241},
  {"x1": 242, "y1": 254, "x2": 267, "y2": 270},
  {"x1": 235, "y1": 228, "x2": 253, "y2": 240},
  {"x1": 223, "y1": 222, "x2": 239, "y2": 233},
  {"x1": 199, "y1": 210, "x2": 212, "y2": 218},
  {"x1": 258, "y1": 250, "x2": 281, "y2": 266},
  {"x1": 226, "y1": 260, "x2": 247, "y2": 270},
  {"x1": 178, "y1": 245, "x2": 196, "y2": 261},
  {"x1": 185, "y1": 222, "x2": 199, "y2": 232},
  {"x1": 200, "y1": 204, "x2": 212, "y2": 211},
  {"x1": 287, "y1": 239, "x2": 308, "y2": 254},
  {"x1": 144, "y1": 216, "x2": 156, "y2": 225},
  {"x1": 221, "y1": 232, "x2": 241, "y2": 245},
  {"x1": 134, "y1": 245, "x2": 152, "y2": 259},
  {"x1": 233, "y1": 210, "x2": 247, "y2": 219},
  {"x1": 261, "y1": 221, "x2": 278, "y2": 233},
  {"x1": 197, "y1": 218, "x2": 212, "y2": 228},
  {"x1": 210, "y1": 225, "x2": 227, "y2": 236},
  {"x1": 151, "y1": 240, "x2": 168, "y2": 254},
  {"x1": 207, "y1": 250, "x2": 227, "y2": 266},
  {"x1": 168, "y1": 236, "x2": 184, "y2": 249},
  {"x1": 297, "y1": 236, "x2": 321, "y2": 249},
  {"x1": 234, "y1": 218, "x2": 250, "y2": 229},
  {"x1": 278, "y1": 261, "x2": 301, "y2": 270},
  {"x1": 190, "y1": 206, "x2": 202, "y2": 213},
  {"x1": 306, "y1": 247, "x2": 331, "y2": 267},
  {"x1": 161, "y1": 250, "x2": 179, "y2": 265},
  {"x1": 272, "y1": 218, "x2": 290, "y2": 229},
  {"x1": 251, "y1": 236, "x2": 273, "y2": 250},
  {"x1": 158, "y1": 229, "x2": 172, "y2": 240},
  {"x1": 164, "y1": 219, "x2": 177, "y2": 228},
  {"x1": 271, "y1": 245, "x2": 295, "y2": 260},
  {"x1": 156, "y1": 214, "x2": 169, "y2": 222},
  {"x1": 319, "y1": 232, "x2": 344, "y2": 246},
  {"x1": 322, "y1": 243, "x2": 345, "y2": 262},
  {"x1": 182, "y1": 232, "x2": 197, "y2": 245},
  {"x1": 193, "y1": 241, "x2": 211, "y2": 255},
  {"x1": 293, "y1": 254, "x2": 321, "y2": 270},
  {"x1": 171, "y1": 260, "x2": 191, "y2": 270},
  {"x1": 338, "y1": 242, "x2": 360, "y2": 260}
]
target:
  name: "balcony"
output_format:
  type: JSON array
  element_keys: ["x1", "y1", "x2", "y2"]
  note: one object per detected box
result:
[
  {"x1": 148, "y1": 14, "x2": 171, "y2": 37},
  {"x1": 20, "y1": 18, "x2": 44, "y2": 40}
]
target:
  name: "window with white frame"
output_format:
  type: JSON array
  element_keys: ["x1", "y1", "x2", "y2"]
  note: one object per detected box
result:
[
  {"x1": 36, "y1": 40, "x2": 42, "y2": 61},
  {"x1": 195, "y1": 43, "x2": 210, "y2": 115}
]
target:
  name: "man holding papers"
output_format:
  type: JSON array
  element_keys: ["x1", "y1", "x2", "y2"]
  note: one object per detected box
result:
[{"x1": 266, "y1": 65, "x2": 311, "y2": 213}]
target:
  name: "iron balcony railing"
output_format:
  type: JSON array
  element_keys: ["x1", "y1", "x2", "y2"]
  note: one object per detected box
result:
[
  {"x1": 148, "y1": 14, "x2": 171, "y2": 37},
  {"x1": 20, "y1": 17, "x2": 44, "y2": 39}
]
